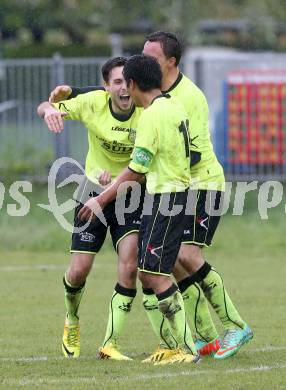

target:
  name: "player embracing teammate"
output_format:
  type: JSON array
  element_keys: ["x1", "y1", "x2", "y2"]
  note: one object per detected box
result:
[{"x1": 38, "y1": 31, "x2": 253, "y2": 364}]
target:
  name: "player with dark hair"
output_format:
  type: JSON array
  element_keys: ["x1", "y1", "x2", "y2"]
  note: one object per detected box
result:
[
  {"x1": 142, "y1": 31, "x2": 253, "y2": 360},
  {"x1": 38, "y1": 57, "x2": 144, "y2": 361},
  {"x1": 79, "y1": 54, "x2": 200, "y2": 364},
  {"x1": 49, "y1": 33, "x2": 253, "y2": 361}
]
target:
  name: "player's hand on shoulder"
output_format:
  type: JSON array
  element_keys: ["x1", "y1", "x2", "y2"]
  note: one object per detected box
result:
[
  {"x1": 44, "y1": 108, "x2": 67, "y2": 133},
  {"x1": 49, "y1": 85, "x2": 72, "y2": 103},
  {"x1": 99, "y1": 170, "x2": 112, "y2": 187}
]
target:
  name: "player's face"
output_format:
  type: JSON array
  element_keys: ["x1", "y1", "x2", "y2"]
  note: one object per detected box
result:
[
  {"x1": 127, "y1": 80, "x2": 143, "y2": 107},
  {"x1": 105, "y1": 66, "x2": 133, "y2": 113},
  {"x1": 143, "y1": 41, "x2": 171, "y2": 78}
]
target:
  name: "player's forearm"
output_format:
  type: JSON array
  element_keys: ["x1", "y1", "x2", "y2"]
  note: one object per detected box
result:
[
  {"x1": 99, "y1": 167, "x2": 143, "y2": 207},
  {"x1": 37, "y1": 101, "x2": 54, "y2": 118}
]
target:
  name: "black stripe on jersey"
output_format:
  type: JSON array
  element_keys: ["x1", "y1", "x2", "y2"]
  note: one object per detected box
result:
[
  {"x1": 163, "y1": 72, "x2": 183, "y2": 93},
  {"x1": 150, "y1": 93, "x2": 171, "y2": 106},
  {"x1": 69, "y1": 86, "x2": 105, "y2": 99},
  {"x1": 108, "y1": 98, "x2": 135, "y2": 122},
  {"x1": 58, "y1": 102, "x2": 70, "y2": 112}
]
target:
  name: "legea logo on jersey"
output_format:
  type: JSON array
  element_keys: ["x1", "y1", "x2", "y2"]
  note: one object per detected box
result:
[
  {"x1": 111, "y1": 126, "x2": 136, "y2": 142},
  {"x1": 111, "y1": 126, "x2": 130, "y2": 132}
]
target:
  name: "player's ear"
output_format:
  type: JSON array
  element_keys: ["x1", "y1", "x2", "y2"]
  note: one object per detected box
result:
[
  {"x1": 168, "y1": 57, "x2": 176, "y2": 68},
  {"x1": 128, "y1": 79, "x2": 135, "y2": 92},
  {"x1": 103, "y1": 81, "x2": 109, "y2": 91}
]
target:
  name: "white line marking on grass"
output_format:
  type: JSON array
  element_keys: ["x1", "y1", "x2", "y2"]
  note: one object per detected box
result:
[
  {"x1": 0, "y1": 264, "x2": 66, "y2": 272},
  {"x1": 2, "y1": 363, "x2": 286, "y2": 386},
  {"x1": 0, "y1": 356, "x2": 97, "y2": 363},
  {"x1": 0, "y1": 263, "x2": 103, "y2": 272},
  {"x1": 248, "y1": 345, "x2": 286, "y2": 353},
  {"x1": 1, "y1": 345, "x2": 286, "y2": 363}
]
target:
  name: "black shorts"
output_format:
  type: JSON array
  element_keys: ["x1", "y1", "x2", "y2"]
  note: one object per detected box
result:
[
  {"x1": 182, "y1": 189, "x2": 223, "y2": 247},
  {"x1": 71, "y1": 185, "x2": 145, "y2": 254},
  {"x1": 138, "y1": 191, "x2": 188, "y2": 276}
]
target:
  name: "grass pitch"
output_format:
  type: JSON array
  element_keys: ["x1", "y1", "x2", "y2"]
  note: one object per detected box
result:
[{"x1": 0, "y1": 184, "x2": 285, "y2": 389}]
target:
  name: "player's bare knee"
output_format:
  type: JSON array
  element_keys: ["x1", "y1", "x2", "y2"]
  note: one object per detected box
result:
[
  {"x1": 67, "y1": 266, "x2": 88, "y2": 286},
  {"x1": 119, "y1": 260, "x2": 137, "y2": 282},
  {"x1": 177, "y1": 245, "x2": 204, "y2": 272},
  {"x1": 173, "y1": 260, "x2": 189, "y2": 281},
  {"x1": 138, "y1": 271, "x2": 150, "y2": 286},
  {"x1": 177, "y1": 251, "x2": 190, "y2": 269},
  {"x1": 67, "y1": 253, "x2": 94, "y2": 285}
]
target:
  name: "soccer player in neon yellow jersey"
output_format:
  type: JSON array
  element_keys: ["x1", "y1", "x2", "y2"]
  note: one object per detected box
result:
[
  {"x1": 142, "y1": 31, "x2": 253, "y2": 359},
  {"x1": 79, "y1": 54, "x2": 200, "y2": 365},
  {"x1": 37, "y1": 57, "x2": 144, "y2": 360},
  {"x1": 50, "y1": 34, "x2": 253, "y2": 360}
]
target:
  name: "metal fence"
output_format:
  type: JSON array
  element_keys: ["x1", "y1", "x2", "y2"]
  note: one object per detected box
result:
[
  {"x1": 0, "y1": 55, "x2": 107, "y2": 179},
  {"x1": 1, "y1": 51, "x2": 286, "y2": 181}
]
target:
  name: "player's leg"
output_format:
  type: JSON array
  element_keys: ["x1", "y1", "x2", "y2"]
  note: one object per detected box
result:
[
  {"x1": 140, "y1": 191, "x2": 178, "y2": 360},
  {"x1": 62, "y1": 252, "x2": 95, "y2": 358},
  {"x1": 142, "y1": 286, "x2": 177, "y2": 353},
  {"x1": 98, "y1": 186, "x2": 144, "y2": 361},
  {"x1": 173, "y1": 257, "x2": 220, "y2": 356},
  {"x1": 179, "y1": 189, "x2": 253, "y2": 359},
  {"x1": 64, "y1": 252, "x2": 94, "y2": 324},
  {"x1": 139, "y1": 272, "x2": 199, "y2": 364},
  {"x1": 139, "y1": 192, "x2": 199, "y2": 364},
  {"x1": 62, "y1": 203, "x2": 107, "y2": 358},
  {"x1": 99, "y1": 233, "x2": 138, "y2": 361}
]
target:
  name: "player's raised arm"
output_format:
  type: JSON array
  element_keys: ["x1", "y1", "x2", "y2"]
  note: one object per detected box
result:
[
  {"x1": 37, "y1": 101, "x2": 67, "y2": 133},
  {"x1": 49, "y1": 85, "x2": 101, "y2": 103},
  {"x1": 49, "y1": 85, "x2": 72, "y2": 103}
]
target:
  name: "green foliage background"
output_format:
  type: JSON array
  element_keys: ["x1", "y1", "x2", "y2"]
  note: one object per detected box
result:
[{"x1": 1, "y1": 0, "x2": 286, "y2": 58}]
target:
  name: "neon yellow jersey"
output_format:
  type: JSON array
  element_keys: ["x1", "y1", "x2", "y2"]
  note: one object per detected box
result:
[
  {"x1": 129, "y1": 94, "x2": 191, "y2": 194},
  {"x1": 53, "y1": 89, "x2": 142, "y2": 185},
  {"x1": 166, "y1": 73, "x2": 225, "y2": 191}
]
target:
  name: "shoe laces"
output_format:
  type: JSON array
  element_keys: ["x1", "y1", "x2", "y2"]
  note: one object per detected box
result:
[
  {"x1": 220, "y1": 329, "x2": 238, "y2": 349},
  {"x1": 67, "y1": 326, "x2": 79, "y2": 347}
]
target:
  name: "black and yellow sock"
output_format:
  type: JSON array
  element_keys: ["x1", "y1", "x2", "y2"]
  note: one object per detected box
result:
[
  {"x1": 157, "y1": 284, "x2": 196, "y2": 354},
  {"x1": 63, "y1": 275, "x2": 85, "y2": 325},
  {"x1": 102, "y1": 283, "x2": 136, "y2": 347},
  {"x1": 197, "y1": 262, "x2": 245, "y2": 330},
  {"x1": 178, "y1": 275, "x2": 219, "y2": 342},
  {"x1": 142, "y1": 288, "x2": 177, "y2": 349}
]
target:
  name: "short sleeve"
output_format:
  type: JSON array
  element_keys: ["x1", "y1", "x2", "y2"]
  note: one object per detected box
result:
[
  {"x1": 53, "y1": 94, "x2": 90, "y2": 121},
  {"x1": 128, "y1": 110, "x2": 158, "y2": 173}
]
